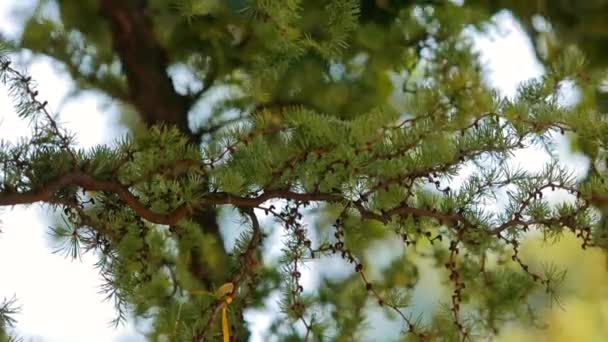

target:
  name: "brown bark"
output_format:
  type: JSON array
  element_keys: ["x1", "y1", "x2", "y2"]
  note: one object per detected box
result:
[
  {"x1": 98, "y1": 0, "x2": 191, "y2": 133},
  {"x1": 0, "y1": 170, "x2": 465, "y2": 227},
  {"x1": 97, "y1": 0, "x2": 220, "y2": 288}
]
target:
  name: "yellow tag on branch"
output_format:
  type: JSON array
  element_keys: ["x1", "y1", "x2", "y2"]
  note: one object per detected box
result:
[
  {"x1": 215, "y1": 282, "x2": 234, "y2": 298},
  {"x1": 191, "y1": 282, "x2": 235, "y2": 342}
]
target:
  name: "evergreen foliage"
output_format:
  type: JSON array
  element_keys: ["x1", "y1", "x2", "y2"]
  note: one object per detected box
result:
[{"x1": 1, "y1": 1, "x2": 608, "y2": 341}]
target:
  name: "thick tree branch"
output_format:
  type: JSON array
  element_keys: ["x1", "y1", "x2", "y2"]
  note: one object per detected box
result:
[
  {"x1": 0, "y1": 172, "x2": 191, "y2": 224},
  {"x1": 0, "y1": 171, "x2": 463, "y2": 227}
]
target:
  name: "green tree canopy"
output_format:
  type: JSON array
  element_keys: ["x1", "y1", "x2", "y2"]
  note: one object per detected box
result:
[{"x1": 1, "y1": 1, "x2": 608, "y2": 341}]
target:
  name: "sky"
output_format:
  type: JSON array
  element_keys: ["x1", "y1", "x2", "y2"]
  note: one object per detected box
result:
[
  {"x1": 0, "y1": 2, "x2": 140, "y2": 341},
  {"x1": 0, "y1": 3, "x2": 591, "y2": 342}
]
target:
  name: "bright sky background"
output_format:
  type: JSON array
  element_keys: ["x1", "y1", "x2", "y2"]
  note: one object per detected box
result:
[{"x1": 0, "y1": 3, "x2": 591, "y2": 342}]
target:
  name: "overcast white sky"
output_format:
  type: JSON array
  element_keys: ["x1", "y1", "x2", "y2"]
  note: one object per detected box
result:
[{"x1": 0, "y1": 3, "x2": 590, "y2": 342}]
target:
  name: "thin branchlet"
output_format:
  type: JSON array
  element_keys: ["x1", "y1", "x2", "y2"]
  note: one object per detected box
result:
[{"x1": 0, "y1": 27, "x2": 605, "y2": 341}]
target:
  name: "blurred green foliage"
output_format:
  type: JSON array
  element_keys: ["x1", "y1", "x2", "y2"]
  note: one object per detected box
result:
[{"x1": 1, "y1": 0, "x2": 608, "y2": 341}]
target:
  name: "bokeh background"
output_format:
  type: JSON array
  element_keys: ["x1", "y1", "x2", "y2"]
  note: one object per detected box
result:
[{"x1": 0, "y1": 2, "x2": 607, "y2": 341}]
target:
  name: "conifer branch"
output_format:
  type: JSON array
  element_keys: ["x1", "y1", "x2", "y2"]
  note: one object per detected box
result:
[
  {"x1": 0, "y1": 169, "x2": 464, "y2": 226},
  {"x1": 3, "y1": 4, "x2": 607, "y2": 339},
  {"x1": 193, "y1": 208, "x2": 263, "y2": 341}
]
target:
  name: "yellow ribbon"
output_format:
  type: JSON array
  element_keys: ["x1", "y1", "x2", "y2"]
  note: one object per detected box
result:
[
  {"x1": 191, "y1": 282, "x2": 235, "y2": 342},
  {"x1": 222, "y1": 296, "x2": 233, "y2": 342}
]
